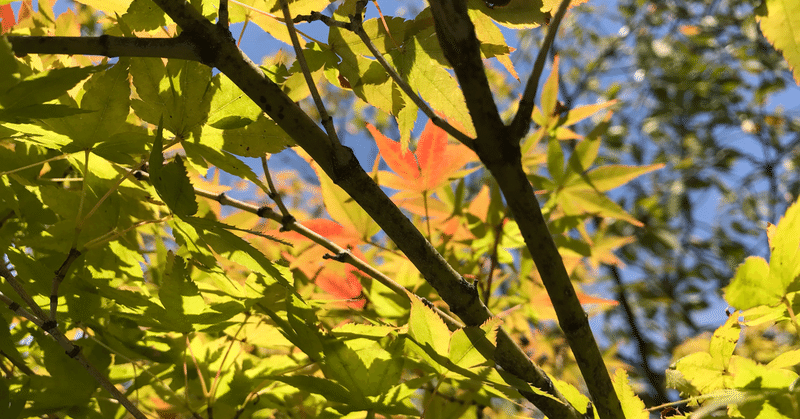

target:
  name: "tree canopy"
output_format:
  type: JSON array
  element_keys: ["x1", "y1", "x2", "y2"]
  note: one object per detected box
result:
[{"x1": 1, "y1": 1, "x2": 799, "y2": 418}]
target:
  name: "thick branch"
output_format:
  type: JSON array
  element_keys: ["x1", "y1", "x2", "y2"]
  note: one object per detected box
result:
[
  {"x1": 427, "y1": 0, "x2": 505, "y2": 142},
  {"x1": 427, "y1": 1, "x2": 624, "y2": 418},
  {"x1": 487, "y1": 161, "x2": 623, "y2": 419},
  {"x1": 6, "y1": 35, "x2": 201, "y2": 61}
]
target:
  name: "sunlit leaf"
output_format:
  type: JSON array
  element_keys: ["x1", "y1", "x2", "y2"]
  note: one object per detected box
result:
[
  {"x1": 756, "y1": 0, "x2": 800, "y2": 84},
  {"x1": 408, "y1": 293, "x2": 451, "y2": 358},
  {"x1": 39, "y1": 60, "x2": 130, "y2": 149},
  {"x1": 612, "y1": 370, "x2": 649, "y2": 419},
  {"x1": 471, "y1": 0, "x2": 546, "y2": 29},
  {"x1": 725, "y1": 256, "x2": 781, "y2": 310},
  {"x1": 369, "y1": 119, "x2": 478, "y2": 193},
  {"x1": 709, "y1": 315, "x2": 740, "y2": 370},
  {"x1": 297, "y1": 149, "x2": 380, "y2": 240},
  {"x1": 399, "y1": 36, "x2": 475, "y2": 137},
  {"x1": 131, "y1": 58, "x2": 215, "y2": 138},
  {"x1": 540, "y1": 55, "x2": 560, "y2": 119},
  {"x1": 148, "y1": 118, "x2": 198, "y2": 217},
  {"x1": 562, "y1": 100, "x2": 618, "y2": 126},
  {"x1": 769, "y1": 198, "x2": 800, "y2": 290},
  {"x1": 559, "y1": 188, "x2": 644, "y2": 227}
]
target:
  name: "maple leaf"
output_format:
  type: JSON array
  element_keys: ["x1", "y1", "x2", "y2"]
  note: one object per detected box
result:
[
  {"x1": 367, "y1": 119, "x2": 478, "y2": 194},
  {"x1": 276, "y1": 219, "x2": 367, "y2": 309},
  {"x1": 0, "y1": 4, "x2": 15, "y2": 33},
  {"x1": 529, "y1": 288, "x2": 618, "y2": 321},
  {"x1": 315, "y1": 267, "x2": 366, "y2": 310}
]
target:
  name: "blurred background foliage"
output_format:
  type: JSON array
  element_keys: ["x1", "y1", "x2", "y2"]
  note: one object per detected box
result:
[{"x1": 332, "y1": 0, "x2": 800, "y2": 407}]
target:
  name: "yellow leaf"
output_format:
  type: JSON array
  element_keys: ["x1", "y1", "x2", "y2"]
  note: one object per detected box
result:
[{"x1": 757, "y1": 0, "x2": 800, "y2": 84}]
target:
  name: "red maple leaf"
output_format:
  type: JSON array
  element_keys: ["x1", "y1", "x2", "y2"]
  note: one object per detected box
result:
[
  {"x1": 367, "y1": 119, "x2": 477, "y2": 194},
  {"x1": 0, "y1": 5, "x2": 16, "y2": 33}
]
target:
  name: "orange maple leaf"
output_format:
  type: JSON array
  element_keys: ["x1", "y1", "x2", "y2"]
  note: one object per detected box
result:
[
  {"x1": 315, "y1": 267, "x2": 366, "y2": 309},
  {"x1": 0, "y1": 4, "x2": 15, "y2": 33},
  {"x1": 530, "y1": 289, "x2": 618, "y2": 320},
  {"x1": 367, "y1": 119, "x2": 477, "y2": 193},
  {"x1": 276, "y1": 219, "x2": 367, "y2": 310}
]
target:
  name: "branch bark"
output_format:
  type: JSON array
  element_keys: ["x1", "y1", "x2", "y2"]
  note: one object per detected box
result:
[
  {"x1": 427, "y1": 1, "x2": 625, "y2": 418},
  {"x1": 7, "y1": 35, "x2": 201, "y2": 61}
]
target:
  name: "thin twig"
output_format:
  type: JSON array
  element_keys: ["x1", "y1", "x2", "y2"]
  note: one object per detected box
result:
[
  {"x1": 0, "y1": 263, "x2": 148, "y2": 419},
  {"x1": 293, "y1": 11, "x2": 353, "y2": 30},
  {"x1": 279, "y1": 0, "x2": 339, "y2": 146},
  {"x1": 483, "y1": 208, "x2": 508, "y2": 303},
  {"x1": 509, "y1": 0, "x2": 571, "y2": 140},
  {"x1": 0, "y1": 153, "x2": 71, "y2": 176},
  {"x1": 260, "y1": 156, "x2": 293, "y2": 224},
  {"x1": 0, "y1": 293, "x2": 41, "y2": 338},
  {"x1": 0, "y1": 263, "x2": 48, "y2": 321},
  {"x1": 48, "y1": 248, "x2": 81, "y2": 321},
  {"x1": 610, "y1": 265, "x2": 668, "y2": 403},
  {"x1": 350, "y1": 8, "x2": 475, "y2": 149},
  {"x1": 131, "y1": 169, "x2": 464, "y2": 329}
]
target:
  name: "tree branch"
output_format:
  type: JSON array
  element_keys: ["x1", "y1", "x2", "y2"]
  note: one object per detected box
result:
[
  {"x1": 427, "y1": 1, "x2": 624, "y2": 418},
  {"x1": 509, "y1": 0, "x2": 571, "y2": 140},
  {"x1": 279, "y1": 0, "x2": 339, "y2": 146},
  {"x1": 0, "y1": 263, "x2": 147, "y2": 419},
  {"x1": 6, "y1": 35, "x2": 201, "y2": 61},
  {"x1": 132, "y1": 168, "x2": 465, "y2": 330},
  {"x1": 611, "y1": 265, "x2": 669, "y2": 404}
]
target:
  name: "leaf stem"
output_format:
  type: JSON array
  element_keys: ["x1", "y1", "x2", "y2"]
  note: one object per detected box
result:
[
  {"x1": 0, "y1": 263, "x2": 148, "y2": 419},
  {"x1": 186, "y1": 335, "x2": 210, "y2": 397},
  {"x1": 784, "y1": 296, "x2": 800, "y2": 338},
  {"x1": 0, "y1": 153, "x2": 70, "y2": 176},
  {"x1": 74, "y1": 149, "x2": 90, "y2": 234},
  {"x1": 209, "y1": 315, "x2": 248, "y2": 404},
  {"x1": 132, "y1": 169, "x2": 464, "y2": 330}
]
